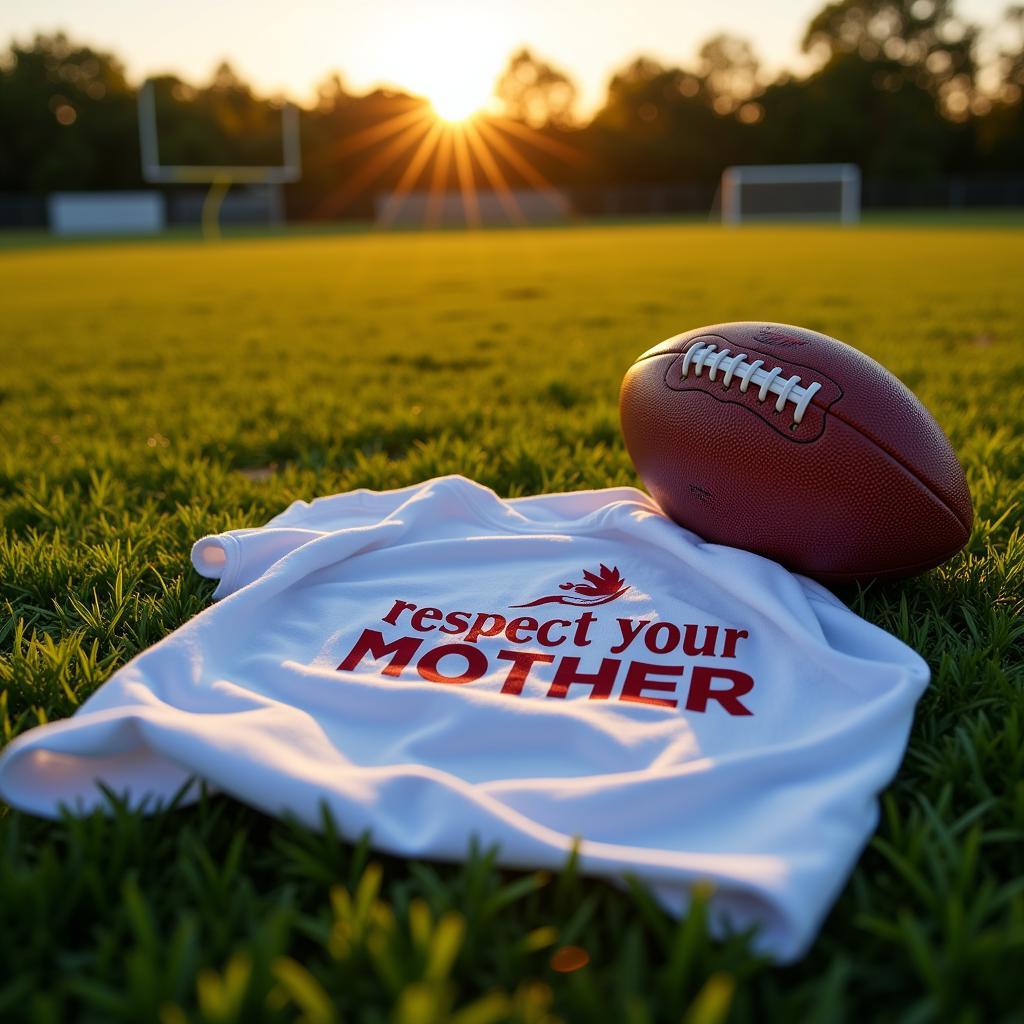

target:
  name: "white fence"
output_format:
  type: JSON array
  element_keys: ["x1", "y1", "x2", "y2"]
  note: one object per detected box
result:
[
  {"x1": 48, "y1": 192, "x2": 165, "y2": 235},
  {"x1": 375, "y1": 189, "x2": 571, "y2": 227}
]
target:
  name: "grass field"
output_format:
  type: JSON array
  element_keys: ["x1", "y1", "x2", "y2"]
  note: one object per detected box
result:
[{"x1": 1, "y1": 222, "x2": 1022, "y2": 1022}]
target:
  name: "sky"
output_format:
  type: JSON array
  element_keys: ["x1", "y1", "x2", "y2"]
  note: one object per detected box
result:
[{"x1": 0, "y1": 0, "x2": 1012, "y2": 115}]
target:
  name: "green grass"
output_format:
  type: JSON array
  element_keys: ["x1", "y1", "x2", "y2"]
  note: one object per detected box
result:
[
  {"x1": 2, "y1": 206, "x2": 1023, "y2": 254},
  {"x1": 1, "y1": 222, "x2": 1022, "y2": 1022}
]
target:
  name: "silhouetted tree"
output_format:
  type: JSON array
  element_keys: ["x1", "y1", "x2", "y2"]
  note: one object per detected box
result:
[
  {"x1": 495, "y1": 48, "x2": 577, "y2": 127},
  {"x1": 698, "y1": 35, "x2": 762, "y2": 114},
  {"x1": 0, "y1": 1, "x2": 1020, "y2": 214},
  {"x1": 589, "y1": 52, "x2": 759, "y2": 183},
  {"x1": 803, "y1": 0, "x2": 979, "y2": 117},
  {"x1": 0, "y1": 33, "x2": 137, "y2": 190},
  {"x1": 145, "y1": 63, "x2": 288, "y2": 168},
  {"x1": 315, "y1": 72, "x2": 352, "y2": 114},
  {"x1": 756, "y1": 53, "x2": 955, "y2": 176},
  {"x1": 974, "y1": 5, "x2": 1024, "y2": 168}
]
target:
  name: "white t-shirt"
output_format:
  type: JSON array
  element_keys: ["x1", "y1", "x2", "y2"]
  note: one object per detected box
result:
[{"x1": 0, "y1": 476, "x2": 928, "y2": 962}]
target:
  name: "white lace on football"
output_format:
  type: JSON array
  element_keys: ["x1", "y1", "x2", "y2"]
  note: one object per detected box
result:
[{"x1": 680, "y1": 341, "x2": 823, "y2": 426}]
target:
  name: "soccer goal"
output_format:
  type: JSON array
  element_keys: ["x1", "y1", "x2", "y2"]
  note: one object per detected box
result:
[{"x1": 720, "y1": 164, "x2": 860, "y2": 225}]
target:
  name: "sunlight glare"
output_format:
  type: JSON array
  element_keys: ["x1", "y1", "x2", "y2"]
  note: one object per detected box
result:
[
  {"x1": 375, "y1": 4, "x2": 504, "y2": 125},
  {"x1": 430, "y1": 92, "x2": 483, "y2": 123},
  {"x1": 315, "y1": 0, "x2": 579, "y2": 228}
]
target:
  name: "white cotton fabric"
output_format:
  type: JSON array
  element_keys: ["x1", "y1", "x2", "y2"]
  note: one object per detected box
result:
[{"x1": 0, "y1": 475, "x2": 928, "y2": 962}]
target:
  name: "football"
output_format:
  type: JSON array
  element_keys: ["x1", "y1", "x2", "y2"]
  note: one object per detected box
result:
[{"x1": 619, "y1": 322, "x2": 973, "y2": 582}]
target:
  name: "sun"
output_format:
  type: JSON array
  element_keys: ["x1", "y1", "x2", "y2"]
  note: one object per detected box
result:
[
  {"x1": 314, "y1": 6, "x2": 584, "y2": 228},
  {"x1": 379, "y1": 9, "x2": 500, "y2": 125},
  {"x1": 421, "y1": 63, "x2": 494, "y2": 123},
  {"x1": 429, "y1": 92, "x2": 483, "y2": 123}
]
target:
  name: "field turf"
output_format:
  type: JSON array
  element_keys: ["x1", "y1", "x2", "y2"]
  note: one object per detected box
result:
[{"x1": 1, "y1": 222, "x2": 1022, "y2": 1022}]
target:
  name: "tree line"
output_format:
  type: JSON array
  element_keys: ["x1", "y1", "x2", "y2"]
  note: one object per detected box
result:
[{"x1": 0, "y1": 0, "x2": 1021, "y2": 219}]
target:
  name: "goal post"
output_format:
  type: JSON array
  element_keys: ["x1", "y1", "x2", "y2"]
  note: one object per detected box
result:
[
  {"x1": 137, "y1": 79, "x2": 301, "y2": 238},
  {"x1": 721, "y1": 164, "x2": 860, "y2": 225}
]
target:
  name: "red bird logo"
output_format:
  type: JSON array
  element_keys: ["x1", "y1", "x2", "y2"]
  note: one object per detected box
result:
[{"x1": 512, "y1": 564, "x2": 629, "y2": 608}]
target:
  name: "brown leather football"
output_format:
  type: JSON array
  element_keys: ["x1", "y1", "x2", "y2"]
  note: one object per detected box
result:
[{"x1": 619, "y1": 322, "x2": 972, "y2": 582}]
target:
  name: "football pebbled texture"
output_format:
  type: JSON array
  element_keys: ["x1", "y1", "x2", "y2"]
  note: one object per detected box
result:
[{"x1": 619, "y1": 322, "x2": 973, "y2": 583}]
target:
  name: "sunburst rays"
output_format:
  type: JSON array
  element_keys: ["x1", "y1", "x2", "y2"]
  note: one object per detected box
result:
[
  {"x1": 424, "y1": 127, "x2": 454, "y2": 228},
  {"x1": 485, "y1": 115, "x2": 585, "y2": 165},
  {"x1": 463, "y1": 120, "x2": 525, "y2": 225},
  {"x1": 315, "y1": 108, "x2": 435, "y2": 219},
  {"x1": 323, "y1": 105, "x2": 581, "y2": 228},
  {"x1": 449, "y1": 123, "x2": 480, "y2": 228}
]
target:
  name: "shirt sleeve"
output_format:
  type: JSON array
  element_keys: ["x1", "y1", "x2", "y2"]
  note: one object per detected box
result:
[
  {"x1": 191, "y1": 480, "x2": 441, "y2": 598},
  {"x1": 191, "y1": 527, "x2": 323, "y2": 599}
]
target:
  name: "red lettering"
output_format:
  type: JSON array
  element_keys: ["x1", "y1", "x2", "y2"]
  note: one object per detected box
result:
[
  {"x1": 417, "y1": 644, "x2": 489, "y2": 685},
  {"x1": 686, "y1": 667, "x2": 754, "y2": 716},
  {"x1": 537, "y1": 618, "x2": 571, "y2": 647},
  {"x1": 440, "y1": 611, "x2": 471, "y2": 635},
  {"x1": 644, "y1": 622, "x2": 681, "y2": 655},
  {"x1": 506, "y1": 616, "x2": 539, "y2": 644},
  {"x1": 465, "y1": 613, "x2": 506, "y2": 644},
  {"x1": 496, "y1": 649, "x2": 554, "y2": 695},
  {"x1": 721, "y1": 628, "x2": 750, "y2": 658},
  {"x1": 382, "y1": 600, "x2": 416, "y2": 626},
  {"x1": 610, "y1": 617, "x2": 649, "y2": 655},
  {"x1": 548, "y1": 656, "x2": 619, "y2": 700},
  {"x1": 573, "y1": 611, "x2": 597, "y2": 647},
  {"x1": 621, "y1": 661, "x2": 683, "y2": 708},
  {"x1": 337, "y1": 628, "x2": 422, "y2": 677},
  {"x1": 410, "y1": 606, "x2": 442, "y2": 632},
  {"x1": 682, "y1": 624, "x2": 720, "y2": 657}
]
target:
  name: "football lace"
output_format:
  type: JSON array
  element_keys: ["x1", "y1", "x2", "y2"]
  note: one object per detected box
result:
[{"x1": 680, "y1": 341, "x2": 823, "y2": 426}]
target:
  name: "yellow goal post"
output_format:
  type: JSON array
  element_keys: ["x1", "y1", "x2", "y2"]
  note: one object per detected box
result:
[{"x1": 137, "y1": 79, "x2": 301, "y2": 239}]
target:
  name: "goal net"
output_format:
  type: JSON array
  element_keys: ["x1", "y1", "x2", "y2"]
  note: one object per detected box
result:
[{"x1": 720, "y1": 164, "x2": 860, "y2": 224}]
